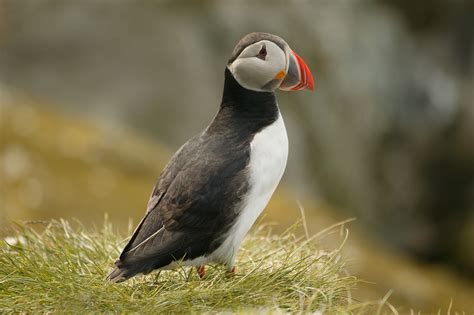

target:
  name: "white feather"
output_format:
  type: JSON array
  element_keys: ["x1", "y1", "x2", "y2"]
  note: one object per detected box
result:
[
  {"x1": 207, "y1": 111, "x2": 288, "y2": 268},
  {"x1": 228, "y1": 40, "x2": 288, "y2": 92},
  {"x1": 166, "y1": 111, "x2": 288, "y2": 269}
]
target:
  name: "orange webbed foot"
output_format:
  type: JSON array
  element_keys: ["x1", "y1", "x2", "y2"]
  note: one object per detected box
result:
[{"x1": 197, "y1": 265, "x2": 205, "y2": 279}]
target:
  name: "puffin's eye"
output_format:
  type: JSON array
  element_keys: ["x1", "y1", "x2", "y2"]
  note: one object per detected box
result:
[{"x1": 256, "y1": 44, "x2": 267, "y2": 60}]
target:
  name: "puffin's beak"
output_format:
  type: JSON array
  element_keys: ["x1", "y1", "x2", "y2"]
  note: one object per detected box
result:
[{"x1": 279, "y1": 50, "x2": 314, "y2": 91}]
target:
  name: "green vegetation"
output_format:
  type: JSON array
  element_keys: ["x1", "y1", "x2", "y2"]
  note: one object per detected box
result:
[
  {"x1": 2, "y1": 99, "x2": 472, "y2": 313},
  {"x1": 0, "y1": 219, "x2": 397, "y2": 314}
]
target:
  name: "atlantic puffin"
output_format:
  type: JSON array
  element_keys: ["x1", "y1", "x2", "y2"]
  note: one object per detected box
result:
[{"x1": 107, "y1": 32, "x2": 314, "y2": 282}]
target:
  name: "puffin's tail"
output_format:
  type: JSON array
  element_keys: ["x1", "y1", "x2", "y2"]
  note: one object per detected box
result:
[
  {"x1": 106, "y1": 256, "x2": 161, "y2": 282},
  {"x1": 106, "y1": 261, "x2": 133, "y2": 283},
  {"x1": 106, "y1": 268, "x2": 127, "y2": 283}
]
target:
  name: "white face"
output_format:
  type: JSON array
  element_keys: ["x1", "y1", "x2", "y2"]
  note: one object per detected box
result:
[{"x1": 228, "y1": 40, "x2": 289, "y2": 92}]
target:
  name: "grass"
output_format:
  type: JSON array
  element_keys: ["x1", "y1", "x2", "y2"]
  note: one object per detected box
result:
[{"x1": 0, "y1": 218, "x2": 397, "y2": 314}]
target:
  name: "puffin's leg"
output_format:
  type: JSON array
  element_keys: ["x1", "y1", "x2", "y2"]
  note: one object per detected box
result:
[
  {"x1": 197, "y1": 265, "x2": 205, "y2": 278},
  {"x1": 226, "y1": 265, "x2": 236, "y2": 276},
  {"x1": 227, "y1": 256, "x2": 236, "y2": 275}
]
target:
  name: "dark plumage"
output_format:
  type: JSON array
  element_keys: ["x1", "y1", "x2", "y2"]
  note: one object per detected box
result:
[{"x1": 107, "y1": 69, "x2": 278, "y2": 282}]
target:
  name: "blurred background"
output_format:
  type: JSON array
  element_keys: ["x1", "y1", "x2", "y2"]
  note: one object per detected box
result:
[{"x1": 1, "y1": 0, "x2": 473, "y2": 312}]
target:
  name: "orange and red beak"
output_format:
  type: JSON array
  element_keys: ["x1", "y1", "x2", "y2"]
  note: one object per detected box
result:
[{"x1": 278, "y1": 50, "x2": 314, "y2": 92}]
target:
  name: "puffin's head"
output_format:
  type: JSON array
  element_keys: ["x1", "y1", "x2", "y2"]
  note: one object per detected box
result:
[{"x1": 227, "y1": 32, "x2": 314, "y2": 92}]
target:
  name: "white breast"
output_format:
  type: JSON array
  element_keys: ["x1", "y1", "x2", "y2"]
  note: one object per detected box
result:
[{"x1": 209, "y1": 111, "x2": 288, "y2": 267}]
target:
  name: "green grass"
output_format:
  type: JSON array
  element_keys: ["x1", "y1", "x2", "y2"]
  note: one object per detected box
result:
[{"x1": 0, "y1": 218, "x2": 396, "y2": 314}]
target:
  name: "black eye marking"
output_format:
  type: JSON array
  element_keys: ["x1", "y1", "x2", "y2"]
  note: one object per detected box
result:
[{"x1": 257, "y1": 44, "x2": 267, "y2": 60}]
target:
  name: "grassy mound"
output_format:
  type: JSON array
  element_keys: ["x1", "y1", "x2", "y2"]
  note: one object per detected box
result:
[{"x1": 0, "y1": 219, "x2": 397, "y2": 313}]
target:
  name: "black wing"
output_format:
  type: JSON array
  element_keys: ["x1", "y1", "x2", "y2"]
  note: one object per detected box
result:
[{"x1": 107, "y1": 132, "x2": 250, "y2": 281}]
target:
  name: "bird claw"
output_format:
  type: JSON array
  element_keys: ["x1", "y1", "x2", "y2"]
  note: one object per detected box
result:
[
  {"x1": 197, "y1": 265, "x2": 205, "y2": 278},
  {"x1": 226, "y1": 266, "x2": 236, "y2": 277},
  {"x1": 197, "y1": 265, "x2": 235, "y2": 278}
]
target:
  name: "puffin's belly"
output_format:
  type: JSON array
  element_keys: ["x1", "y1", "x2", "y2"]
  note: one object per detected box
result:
[{"x1": 210, "y1": 112, "x2": 289, "y2": 266}]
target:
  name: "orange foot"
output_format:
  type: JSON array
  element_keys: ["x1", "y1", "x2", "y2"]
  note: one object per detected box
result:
[
  {"x1": 197, "y1": 265, "x2": 205, "y2": 278},
  {"x1": 231, "y1": 266, "x2": 236, "y2": 274}
]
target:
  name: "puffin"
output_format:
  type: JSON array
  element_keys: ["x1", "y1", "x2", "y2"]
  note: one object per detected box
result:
[{"x1": 107, "y1": 32, "x2": 314, "y2": 282}]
